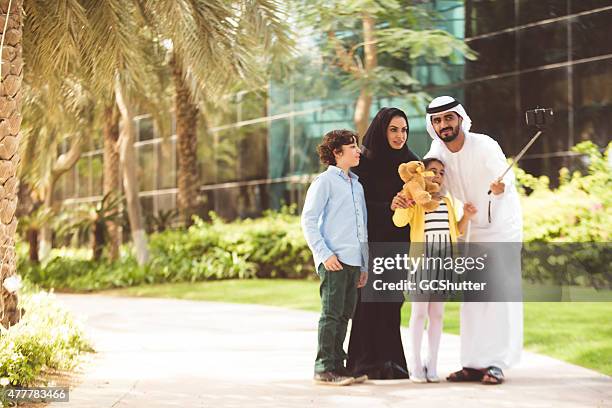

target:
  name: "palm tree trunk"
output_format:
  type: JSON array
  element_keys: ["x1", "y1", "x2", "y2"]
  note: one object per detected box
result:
[
  {"x1": 38, "y1": 181, "x2": 53, "y2": 259},
  {"x1": 354, "y1": 13, "x2": 377, "y2": 140},
  {"x1": 103, "y1": 103, "x2": 121, "y2": 260},
  {"x1": 114, "y1": 78, "x2": 149, "y2": 265},
  {"x1": 0, "y1": 0, "x2": 23, "y2": 329},
  {"x1": 172, "y1": 54, "x2": 199, "y2": 227},
  {"x1": 354, "y1": 90, "x2": 372, "y2": 141},
  {"x1": 16, "y1": 183, "x2": 37, "y2": 262},
  {"x1": 92, "y1": 220, "x2": 105, "y2": 261},
  {"x1": 27, "y1": 228, "x2": 38, "y2": 263}
]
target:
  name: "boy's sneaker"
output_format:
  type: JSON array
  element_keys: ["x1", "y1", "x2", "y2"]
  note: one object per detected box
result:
[
  {"x1": 337, "y1": 367, "x2": 368, "y2": 384},
  {"x1": 313, "y1": 371, "x2": 354, "y2": 386}
]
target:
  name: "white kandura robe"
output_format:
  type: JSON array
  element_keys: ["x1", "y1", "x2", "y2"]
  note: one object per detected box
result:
[{"x1": 426, "y1": 131, "x2": 523, "y2": 370}]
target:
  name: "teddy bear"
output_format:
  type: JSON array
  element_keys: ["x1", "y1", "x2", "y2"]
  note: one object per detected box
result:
[{"x1": 398, "y1": 161, "x2": 440, "y2": 212}]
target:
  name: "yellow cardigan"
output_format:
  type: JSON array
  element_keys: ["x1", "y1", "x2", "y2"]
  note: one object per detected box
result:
[{"x1": 392, "y1": 196, "x2": 461, "y2": 242}]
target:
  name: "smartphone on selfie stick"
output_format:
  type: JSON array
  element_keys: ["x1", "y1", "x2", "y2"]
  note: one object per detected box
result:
[{"x1": 486, "y1": 108, "x2": 554, "y2": 222}]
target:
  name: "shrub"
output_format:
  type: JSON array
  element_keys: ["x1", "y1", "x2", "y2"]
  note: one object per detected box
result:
[
  {"x1": 20, "y1": 255, "x2": 146, "y2": 292},
  {"x1": 0, "y1": 291, "x2": 93, "y2": 387},
  {"x1": 146, "y1": 207, "x2": 312, "y2": 281},
  {"x1": 518, "y1": 141, "x2": 611, "y2": 288},
  {"x1": 519, "y1": 141, "x2": 610, "y2": 242},
  {"x1": 19, "y1": 206, "x2": 314, "y2": 291}
]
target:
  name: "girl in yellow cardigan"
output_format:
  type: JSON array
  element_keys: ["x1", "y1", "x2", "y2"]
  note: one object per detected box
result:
[{"x1": 393, "y1": 158, "x2": 477, "y2": 383}]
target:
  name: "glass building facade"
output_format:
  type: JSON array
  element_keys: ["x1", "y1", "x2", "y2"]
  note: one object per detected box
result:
[{"x1": 56, "y1": 0, "x2": 612, "y2": 224}]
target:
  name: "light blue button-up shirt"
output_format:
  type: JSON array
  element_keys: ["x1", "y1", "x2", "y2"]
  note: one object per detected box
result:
[{"x1": 301, "y1": 165, "x2": 368, "y2": 273}]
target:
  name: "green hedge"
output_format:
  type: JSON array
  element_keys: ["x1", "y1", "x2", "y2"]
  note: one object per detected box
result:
[
  {"x1": 19, "y1": 207, "x2": 314, "y2": 291},
  {"x1": 149, "y1": 210, "x2": 312, "y2": 280}
]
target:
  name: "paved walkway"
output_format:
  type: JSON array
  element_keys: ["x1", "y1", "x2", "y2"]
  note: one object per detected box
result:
[{"x1": 50, "y1": 294, "x2": 611, "y2": 408}]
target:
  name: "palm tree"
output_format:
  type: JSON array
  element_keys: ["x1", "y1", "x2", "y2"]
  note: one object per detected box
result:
[
  {"x1": 138, "y1": 0, "x2": 293, "y2": 226},
  {"x1": 0, "y1": 0, "x2": 23, "y2": 328},
  {"x1": 146, "y1": 208, "x2": 178, "y2": 233},
  {"x1": 102, "y1": 103, "x2": 121, "y2": 260},
  {"x1": 171, "y1": 54, "x2": 199, "y2": 226},
  {"x1": 56, "y1": 192, "x2": 123, "y2": 261},
  {"x1": 20, "y1": 79, "x2": 95, "y2": 261}
]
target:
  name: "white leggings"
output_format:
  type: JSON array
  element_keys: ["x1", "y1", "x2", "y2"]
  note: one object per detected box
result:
[{"x1": 408, "y1": 301, "x2": 445, "y2": 375}]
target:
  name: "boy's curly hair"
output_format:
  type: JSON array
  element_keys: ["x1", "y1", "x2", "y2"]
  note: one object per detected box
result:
[{"x1": 317, "y1": 129, "x2": 358, "y2": 165}]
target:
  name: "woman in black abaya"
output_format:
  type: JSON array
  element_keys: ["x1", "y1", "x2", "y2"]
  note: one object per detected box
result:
[{"x1": 347, "y1": 107, "x2": 419, "y2": 379}]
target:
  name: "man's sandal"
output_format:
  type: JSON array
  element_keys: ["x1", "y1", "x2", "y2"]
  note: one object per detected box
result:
[
  {"x1": 446, "y1": 367, "x2": 484, "y2": 382},
  {"x1": 481, "y1": 366, "x2": 504, "y2": 385}
]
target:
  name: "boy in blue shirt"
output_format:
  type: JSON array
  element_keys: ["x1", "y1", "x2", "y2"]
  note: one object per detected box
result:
[{"x1": 301, "y1": 129, "x2": 368, "y2": 386}]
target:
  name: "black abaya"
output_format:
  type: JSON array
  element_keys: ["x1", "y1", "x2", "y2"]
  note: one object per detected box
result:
[{"x1": 347, "y1": 139, "x2": 419, "y2": 379}]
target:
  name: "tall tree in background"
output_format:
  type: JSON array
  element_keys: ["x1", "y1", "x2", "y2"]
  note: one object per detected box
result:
[
  {"x1": 138, "y1": 0, "x2": 292, "y2": 226},
  {"x1": 102, "y1": 103, "x2": 121, "y2": 260},
  {"x1": 296, "y1": 0, "x2": 476, "y2": 138},
  {"x1": 20, "y1": 79, "x2": 95, "y2": 261},
  {"x1": 79, "y1": 3, "x2": 171, "y2": 265},
  {"x1": 20, "y1": 0, "x2": 154, "y2": 265},
  {"x1": 171, "y1": 54, "x2": 199, "y2": 226}
]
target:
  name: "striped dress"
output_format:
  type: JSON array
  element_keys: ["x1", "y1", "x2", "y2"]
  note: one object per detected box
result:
[{"x1": 412, "y1": 200, "x2": 459, "y2": 298}]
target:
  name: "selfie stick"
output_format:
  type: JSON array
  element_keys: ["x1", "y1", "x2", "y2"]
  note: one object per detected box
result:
[
  {"x1": 458, "y1": 180, "x2": 472, "y2": 244},
  {"x1": 487, "y1": 129, "x2": 543, "y2": 194}
]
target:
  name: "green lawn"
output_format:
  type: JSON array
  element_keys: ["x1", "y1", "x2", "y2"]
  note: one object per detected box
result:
[{"x1": 104, "y1": 279, "x2": 612, "y2": 376}]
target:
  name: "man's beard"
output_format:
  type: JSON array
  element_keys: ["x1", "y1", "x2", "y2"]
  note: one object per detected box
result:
[{"x1": 438, "y1": 126, "x2": 460, "y2": 143}]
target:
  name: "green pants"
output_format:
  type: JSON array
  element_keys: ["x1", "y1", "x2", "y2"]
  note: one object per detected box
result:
[{"x1": 314, "y1": 262, "x2": 361, "y2": 373}]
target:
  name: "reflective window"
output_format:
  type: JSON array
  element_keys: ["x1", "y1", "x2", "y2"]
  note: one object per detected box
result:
[
  {"x1": 137, "y1": 144, "x2": 157, "y2": 191},
  {"x1": 198, "y1": 131, "x2": 216, "y2": 185},
  {"x1": 268, "y1": 118, "x2": 291, "y2": 178},
  {"x1": 571, "y1": 0, "x2": 612, "y2": 14},
  {"x1": 519, "y1": 67, "x2": 570, "y2": 178},
  {"x1": 215, "y1": 128, "x2": 240, "y2": 183},
  {"x1": 237, "y1": 122, "x2": 269, "y2": 180},
  {"x1": 75, "y1": 157, "x2": 92, "y2": 198},
  {"x1": 91, "y1": 154, "x2": 103, "y2": 196},
  {"x1": 137, "y1": 116, "x2": 156, "y2": 141},
  {"x1": 466, "y1": 31, "x2": 517, "y2": 78},
  {"x1": 238, "y1": 90, "x2": 267, "y2": 122},
  {"x1": 158, "y1": 139, "x2": 176, "y2": 189},
  {"x1": 573, "y1": 61, "x2": 612, "y2": 147},
  {"x1": 518, "y1": 0, "x2": 568, "y2": 26},
  {"x1": 572, "y1": 9, "x2": 612, "y2": 60},
  {"x1": 464, "y1": 76, "x2": 519, "y2": 154},
  {"x1": 467, "y1": 0, "x2": 516, "y2": 37},
  {"x1": 518, "y1": 21, "x2": 568, "y2": 70}
]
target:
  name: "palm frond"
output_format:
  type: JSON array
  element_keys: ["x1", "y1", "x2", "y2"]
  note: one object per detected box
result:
[
  {"x1": 23, "y1": 0, "x2": 89, "y2": 90},
  {"x1": 138, "y1": 0, "x2": 292, "y2": 103}
]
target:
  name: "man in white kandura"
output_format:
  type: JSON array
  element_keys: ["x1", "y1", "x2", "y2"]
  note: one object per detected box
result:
[{"x1": 424, "y1": 95, "x2": 523, "y2": 385}]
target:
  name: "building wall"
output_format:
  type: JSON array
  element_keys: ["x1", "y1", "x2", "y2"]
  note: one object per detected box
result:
[{"x1": 461, "y1": 0, "x2": 612, "y2": 179}]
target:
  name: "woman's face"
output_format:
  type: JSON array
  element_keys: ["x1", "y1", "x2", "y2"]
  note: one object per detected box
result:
[{"x1": 386, "y1": 116, "x2": 408, "y2": 150}]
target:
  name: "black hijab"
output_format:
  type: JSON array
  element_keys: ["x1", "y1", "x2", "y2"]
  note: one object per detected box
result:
[{"x1": 360, "y1": 107, "x2": 417, "y2": 176}]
